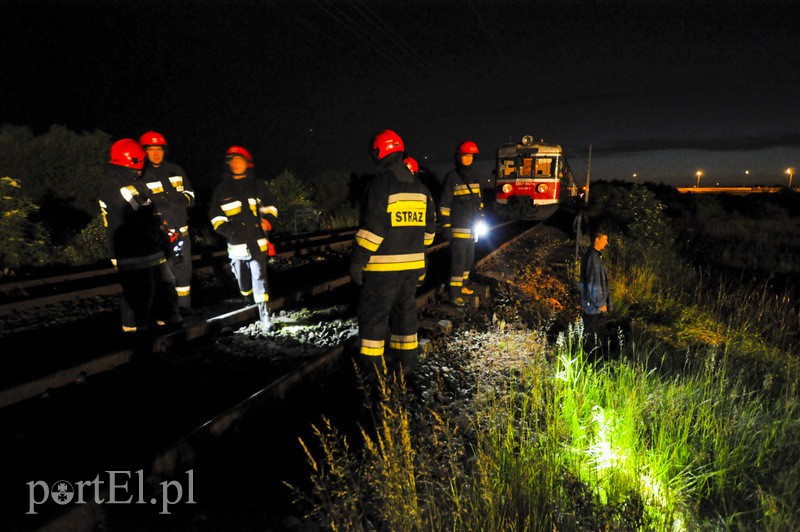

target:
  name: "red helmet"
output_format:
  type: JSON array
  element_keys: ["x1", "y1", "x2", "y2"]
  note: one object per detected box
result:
[
  {"x1": 458, "y1": 140, "x2": 479, "y2": 155},
  {"x1": 139, "y1": 131, "x2": 167, "y2": 147},
  {"x1": 226, "y1": 145, "x2": 254, "y2": 167},
  {"x1": 109, "y1": 139, "x2": 145, "y2": 170},
  {"x1": 370, "y1": 129, "x2": 404, "y2": 161},
  {"x1": 404, "y1": 156, "x2": 419, "y2": 175}
]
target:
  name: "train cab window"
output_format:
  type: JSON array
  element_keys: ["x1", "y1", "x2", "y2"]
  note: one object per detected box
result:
[
  {"x1": 502, "y1": 159, "x2": 516, "y2": 176},
  {"x1": 535, "y1": 158, "x2": 552, "y2": 177},
  {"x1": 521, "y1": 158, "x2": 533, "y2": 177}
]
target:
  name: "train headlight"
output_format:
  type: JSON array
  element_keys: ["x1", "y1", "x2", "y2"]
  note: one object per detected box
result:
[
  {"x1": 473, "y1": 219, "x2": 489, "y2": 242},
  {"x1": 502, "y1": 184, "x2": 513, "y2": 194},
  {"x1": 536, "y1": 183, "x2": 549, "y2": 194}
]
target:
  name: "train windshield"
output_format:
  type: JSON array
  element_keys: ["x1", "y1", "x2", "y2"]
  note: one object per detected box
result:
[{"x1": 499, "y1": 155, "x2": 560, "y2": 179}]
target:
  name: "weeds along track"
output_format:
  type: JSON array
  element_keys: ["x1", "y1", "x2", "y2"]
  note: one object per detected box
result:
[{"x1": 0, "y1": 219, "x2": 536, "y2": 530}]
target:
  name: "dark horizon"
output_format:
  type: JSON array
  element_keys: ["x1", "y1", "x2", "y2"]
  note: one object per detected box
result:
[{"x1": 2, "y1": 0, "x2": 798, "y2": 189}]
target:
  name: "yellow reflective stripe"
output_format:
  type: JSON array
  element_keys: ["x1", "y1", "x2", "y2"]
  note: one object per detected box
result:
[
  {"x1": 453, "y1": 227, "x2": 472, "y2": 238},
  {"x1": 390, "y1": 339, "x2": 418, "y2": 351},
  {"x1": 176, "y1": 286, "x2": 191, "y2": 296},
  {"x1": 418, "y1": 273, "x2": 426, "y2": 282},
  {"x1": 145, "y1": 181, "x2": 164, "y2": 194},
  {"x1": 253, "y1": 293, "x2": 269, "y2": 303},
  {"x1": 390, "y1": 334, "x2": 417, "y2": 343},
  {"x1": 228, "y1": 243, "x2": 249, "y2": 256},
  {"x1": 179, "y1": 225, "x2": 189, "y2": 234},
  {"x1": 355, "y1": 229, "x2": 383, "y2": 252},
  {"x1": 367, "y1": 252, "x2": 424, "y2": 264},
  {"x1": 387, "y1": 192, "x2": 427, "y2": 204},
  {"x1": 122, "y1": 325, "x2": 137, "y2": 333},
  {"x1": 211, "y1": 216, "x2": 228, "y2": 229},
  {"x1": 257, "y1": 238, "x2": 268, "y2": 252},
  {"x1": 249, "y1": 198, "x2": 258, "y2": 215},
  {"x1": 453, "y1": 183, "x2": 480, "y2": 192},
  {"x1": 360, "y1": 338, "x2": 385, "y2": 357},
  {"x1": 439, "y1": 207, "x2": 451, "y2": 216},
  {"x1": 365, "y1": 260, "x2": 426, "y2": 272},
  {"x1": 463, "y1": 272, "x2": 470, "y2": 280},
  {"x1": 424, "y1": 233, "x2": 435, "y2": 245},
  {"x1": 241, "y1": 289, "x2": 253, "y2": 296},
  {"x1": 120, "y1": 186, "x2": 139, "y2": 207},
  {"x1": 260, "y1": 205, "x2": 278, "y2": 218},
  {"x1": 168, "y1": 176, "x2": 183, "y2": 186},
  {"x1": 450, "y1": 277, "x2": 463, "y2": 286},
  {"x1": 221, "y1": 200, "x2": 242, "y2": 215}
]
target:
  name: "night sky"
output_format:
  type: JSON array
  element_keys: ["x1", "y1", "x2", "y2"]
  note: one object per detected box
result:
[{"x1": 2, "y1": 0, "x2": 799, "y2": 189}]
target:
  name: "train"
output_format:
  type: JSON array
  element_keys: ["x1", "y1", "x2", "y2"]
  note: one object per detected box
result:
[{"x1": 492, "y1": 135, "x2": 578, "y2": 221}]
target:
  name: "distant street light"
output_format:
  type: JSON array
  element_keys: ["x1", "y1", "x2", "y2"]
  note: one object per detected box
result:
[
  {"x1": 744, "y1": 170, "x2": 749, "y2": 187},
  {"x1": 695, "y1": 170, "x2": 703, "y2": 188},
  {"x1": 787, "y1": 168, "x2": 794, "y2": 188},
  {"x1": 632, "y1": 173, "x2": 637, "y2": 183}
]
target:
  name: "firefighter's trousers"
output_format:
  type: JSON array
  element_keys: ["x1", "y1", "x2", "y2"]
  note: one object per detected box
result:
[
  {"x1": 448, "y1": 231, "x2": 475, "y2": 299},
  {"x1": 231, "y1": 253, "x2": 269, "y2": 304},
  {"x1": 168, "y1": 232, "x2": 193, "y2": 308},
  {"x1": 358, "y1": 270, "x2": 419, "y2": 375},
  {"x1": 119, "y1": 261, "x2": 180, "y2": 332}
]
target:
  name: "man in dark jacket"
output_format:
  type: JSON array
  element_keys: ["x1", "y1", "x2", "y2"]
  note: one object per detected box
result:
[
  {"x1": 99, "y1": 138, "x2": 181, "y2": 334},
  {"x1": 580, "y1": 228, "x2": 612, "y2": 346},
  {"x1": 439, "y1": 140, "x2": 483, "y2": 306},
  {"x1": 350, "y1": 130, "x2": 437, "y2": 375},
  {"x1": 208, "y1": 146, "x2": 278, "y2": 330},
  {"x1": 139, "y1": 131, "x2": 195, "y2": 313}
]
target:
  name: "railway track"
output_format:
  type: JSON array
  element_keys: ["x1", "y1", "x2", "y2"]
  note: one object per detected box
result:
[
  {"x1": 1, "y1": 219, "x2": 533, "y2": 531},
  {"x1": 0, "y1": 228, "x2": 357, "y2": 317}
]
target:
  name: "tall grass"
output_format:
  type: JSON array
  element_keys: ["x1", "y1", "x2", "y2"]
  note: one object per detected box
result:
[{"x1": 296, "y1": 325, "x2": 800, "y2": 530}]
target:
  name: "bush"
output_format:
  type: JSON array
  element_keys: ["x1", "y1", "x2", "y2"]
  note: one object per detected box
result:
[
  {"x1": 55, "y1": 213, "x2": 108, "y2": 266},
  {"x1": 0, "y1": 124, "x2": 110, "y2": 243},
  {"x1": 268, "y1": 170, "x2": 317, "y2": 233},
  {"x1": 0, "y1": 176, "x2": 51, "y2": 271}
]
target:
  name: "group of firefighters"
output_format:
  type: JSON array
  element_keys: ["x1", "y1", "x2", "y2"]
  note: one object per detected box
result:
[{"x1": 101, "y1": 129, "x2": 486, "y2": 376}]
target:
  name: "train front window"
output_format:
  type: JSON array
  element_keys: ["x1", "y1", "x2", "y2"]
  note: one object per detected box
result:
[
  {"x1": 535, "y1": 157, "x2": 553, "y2": 177},
  {"x1": 501, "y1": 159, "x2": 515, "y2": 176},
  {"x1": 521, "y1": 158, "x2": 533, "y2": 177}
]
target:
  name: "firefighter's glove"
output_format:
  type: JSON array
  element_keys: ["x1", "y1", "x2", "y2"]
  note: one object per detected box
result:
[
  {"x1": 260, "y1": 219, "x2": 272, "y2": 233},
  {"x1": 349, "y1": 262, "x2": 364, "y2": 286}
]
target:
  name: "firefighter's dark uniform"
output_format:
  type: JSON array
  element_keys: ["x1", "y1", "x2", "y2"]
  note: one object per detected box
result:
[
  {"x1": 351, "y1": 152, "x2": 437, "y2": 371},
  {"x1": 99, "y1": 165, "x2": 181, "y2": 332},
  {"x1": 439, "y1": 164, "x2": 483, "y2": 300},
  {"x1": 141, "y1": 161, "x2": 195, "y2": 309},
  {"x1": 208, "y1": 170, "x2": 278, "y2": 317}
]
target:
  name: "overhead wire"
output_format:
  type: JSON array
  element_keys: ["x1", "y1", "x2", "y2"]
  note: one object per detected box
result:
[
  {"x1": 349, "y1": 0, "x2": 438, "y2": 76},
  {"x1": 465, "y1": 0, "x2": 513, "y2": 70},
  {"x1": 311, "y1": 0, "x2": 429, "y2": 85}
]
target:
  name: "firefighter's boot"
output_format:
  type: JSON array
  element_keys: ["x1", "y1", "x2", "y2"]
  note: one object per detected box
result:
[{"x1": 257, "y1": 302, "x2": 273, "y2": 331}]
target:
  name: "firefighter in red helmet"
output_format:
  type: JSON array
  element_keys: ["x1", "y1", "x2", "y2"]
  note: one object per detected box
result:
[
  {"x1": 404, "y1": 156, "x2": 419, "y2": 175},
  {"x1": 439, "y1": 140, "x2": 483, "y2": 306},
  {"x1": 208, "y1": 146, "x2": 279, "y2": 330},
  {"x1": 350, "y1": 130, "x2": 436, "y2": 376},
  {"x1": 98, "y1": 139, "x2": 182, "y2": 334},
  {"x1": 139, "y1": 131, "x2": 195, "y2": 314}
]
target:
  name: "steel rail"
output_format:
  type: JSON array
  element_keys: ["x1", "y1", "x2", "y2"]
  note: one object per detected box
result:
[
  {"x1": 0, "y1": 229, "x2": 357, "y2": 296},
  {"x1": 0, "y1": 232, "x2": 357, "y2": 317}
]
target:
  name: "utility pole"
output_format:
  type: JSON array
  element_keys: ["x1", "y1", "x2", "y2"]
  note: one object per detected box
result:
[{"x1": 584, "y1": 144, "x2": 592, "y2": 205}]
